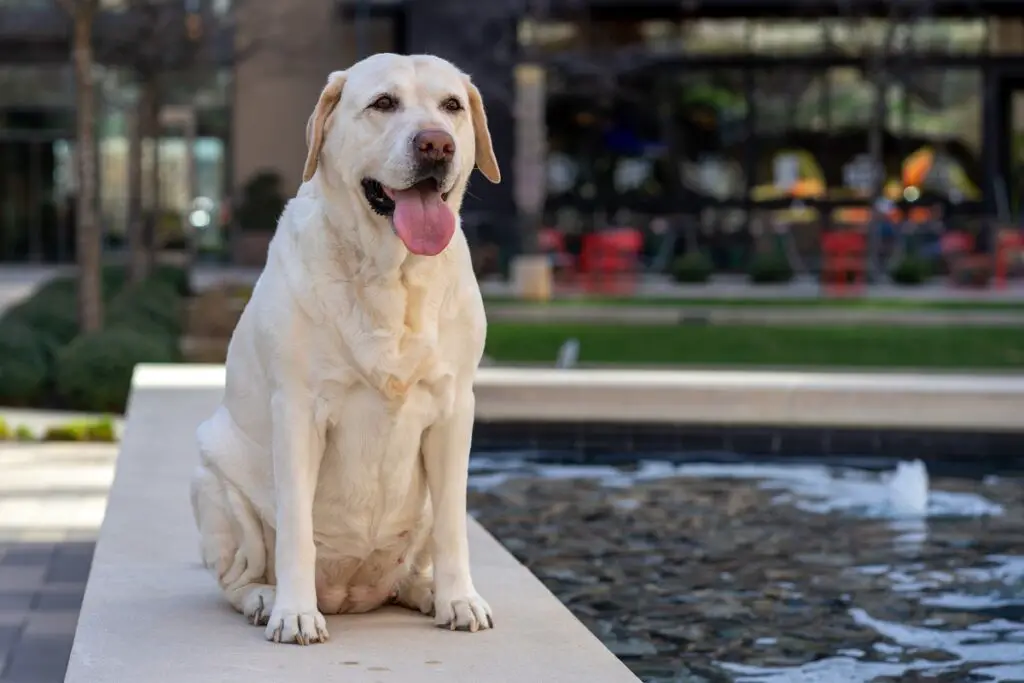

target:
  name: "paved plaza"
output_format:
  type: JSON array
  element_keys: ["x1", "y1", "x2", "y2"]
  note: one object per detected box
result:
[{"x1": 0, "y1": 444, "x2": 117, "y2": 683}]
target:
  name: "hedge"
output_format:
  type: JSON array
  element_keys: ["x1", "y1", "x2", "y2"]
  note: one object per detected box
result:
[
  {"x1": 55, "y1": 328, "x2": 177, "y2": 413},
  {"x1": 0, "y1": 265, "x2": 189, "y2": 412},
  {"x1": 0, "y1": 322, "x2": 51, "y2": 406}
]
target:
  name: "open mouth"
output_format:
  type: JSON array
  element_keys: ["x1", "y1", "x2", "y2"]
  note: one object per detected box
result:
[
  {"x1": 361, "y1": 178, "x2": 450, "y2": 217},
  {"x1": 360, "y1": 177, "x2": 456, "y2": 257}
]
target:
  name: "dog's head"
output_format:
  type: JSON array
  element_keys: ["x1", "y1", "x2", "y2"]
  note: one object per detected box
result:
[{"x1": 302, "y1": 53, "x2": 501, "y2": 257}]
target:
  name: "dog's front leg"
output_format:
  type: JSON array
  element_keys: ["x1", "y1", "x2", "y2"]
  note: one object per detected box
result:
[
  {"x1": 421, "y1": 387, "x2": 492, "y2": 632},
  {"x1": 265, "y1": 390, "x2": 329, "y2": 645}
]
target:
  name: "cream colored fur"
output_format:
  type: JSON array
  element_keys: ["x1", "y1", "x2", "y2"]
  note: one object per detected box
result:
[{"x1": 189, "y1": 53, "x2": 500, "y2": 645}]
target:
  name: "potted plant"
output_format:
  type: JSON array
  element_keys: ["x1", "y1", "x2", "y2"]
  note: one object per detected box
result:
[
  {"x1": 889, "y1": 254, "x2": 931, "y2": 286},
  {"x1": 748, "y1": 248, "x2": 795, "y2": 284},
  {"x1": 671, "y1": 251, "x2": 714, "y2": 284}
]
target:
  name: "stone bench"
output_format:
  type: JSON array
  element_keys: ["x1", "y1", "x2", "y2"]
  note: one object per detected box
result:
[{"x1": 64, "y1": 364, "x2": 640, "y2": 683}]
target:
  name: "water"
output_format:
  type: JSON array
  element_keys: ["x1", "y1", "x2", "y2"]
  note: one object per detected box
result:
[{"x1": 467, "y1": 456, "x2": 1024, "y2": 683}]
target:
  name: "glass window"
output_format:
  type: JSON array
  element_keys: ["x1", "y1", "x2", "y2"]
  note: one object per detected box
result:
[
  {"x1": 670, "y1": 69, "x2": 747, "y2": 202},
  {"x1": 680, "y1": 19, "x2": 749, "y2": 54},
  {"x1": 829, "y1": 18, "x2": 987, "y2": 56},
  {"x1": 749, "y1": 20, "x2": 823, "y2": 55},
  {"x1": 752, "y1": 68, "x2": 829, "y2": 202},
  {"x1": 898, "y1": 69, "x2": 983, "y2": 205}
]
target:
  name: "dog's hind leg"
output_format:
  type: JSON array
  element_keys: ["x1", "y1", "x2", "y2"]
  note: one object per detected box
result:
[
  {"x1": 190, "y1": 462, "x2": 277, "y2": 628},
  {"x1": 190, "y1": 465, "x2": 265, "y2": 587}
]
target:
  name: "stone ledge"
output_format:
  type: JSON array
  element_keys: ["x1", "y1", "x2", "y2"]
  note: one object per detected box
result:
[
  {"x1": 133, "y1": 364, "x2": 1024, "y2": 432},
  {"x1": 64, "y1": 366, "x2": 640, "y2": 683}
]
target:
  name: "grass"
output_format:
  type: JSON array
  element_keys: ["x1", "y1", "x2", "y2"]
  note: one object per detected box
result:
[
  {"x1": 485, "y1": 323, "x2": 1024, "y2": 369},
  {"x1": 0, "y1": 416, "x2": 118, "y2": 443},
  {"x1": 483, "y1": 295, "x2": 1024, "y2": 312}
]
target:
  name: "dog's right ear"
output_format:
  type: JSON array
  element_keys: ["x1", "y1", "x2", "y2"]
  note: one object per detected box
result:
[{"x1": 303, "y1": 70, "x2": 347, "y2": 183}]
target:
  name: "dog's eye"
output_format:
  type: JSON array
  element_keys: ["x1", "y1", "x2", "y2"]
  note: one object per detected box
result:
[
  {"x1": 442, "y1": 97, "x2": 463, "y2": 113},
  {"x1": 369, "y1": 94, "x2": 397, "y2": 112}
]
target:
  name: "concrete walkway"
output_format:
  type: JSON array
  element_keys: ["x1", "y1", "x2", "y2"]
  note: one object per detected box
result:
[{"x1": 0, "y1": 443, "x2": 118, "y2": 683}]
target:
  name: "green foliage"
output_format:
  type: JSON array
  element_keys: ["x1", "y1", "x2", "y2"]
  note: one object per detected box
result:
[
  {"x1": 237, "y1": 170, "x2": 287, "y2": 233},
  {"x1": 1, "y1": 286, "x2": 80, "y2": 349},
  {"x1": 15, "y1": 425, "x2": 35, "y2": 441},
  {"x1": 0, "y1": 322, "x2": 52, "y2": 405},
  {"x1": 890, "y1": 255, "x2": 931, "y2": 286},
  {"x1": 42, "y1": 417, "x2": 116, "y2": 443},
  {"x1": 671, "y1": 251, "x2": 714, "y2": 284},
  {"x1": 105, "y1": 279, "x2": 183, "y2": 355},
  {"x1": 748, "y1": 250, "x2": 795, "y2": 285},
  {"x1": 55, "y1": 329, "x2": 176, "y2": 413}
]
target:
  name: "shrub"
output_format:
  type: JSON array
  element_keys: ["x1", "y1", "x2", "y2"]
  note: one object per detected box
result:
[
  {"x1": 237, "y1": 170, "x2": 287, "y2": 233},
  {"x1": 42, "y1": 417, "x2": 117, "y2": 443},
  {"x1": 0, "y1": 418, "x2": 7, "y2": 440},
  {"x1": 748, "y1": 250, "x2": 795, "y2": 284},
  {"x1": 890, "y1": 255, "x2": 931, "y2": 286},
  {"x1": 15, "y1": 425, "x2": 35, "y2": 441},
  {"x1": 0, "y1": 322, "x2": 52, "y2": 405},
  {"x1": 54, "y1": 329, "x2": 176, "y2": 413},
  {"x1": 671, "y1": 251, "x2": 714, "y2": 284},
  {"x1": 2, "y1": 286, "x2": 80, "y2": 349},
  {"x1": 106, "y1": 278, "x2": 183, "y2": 349}
]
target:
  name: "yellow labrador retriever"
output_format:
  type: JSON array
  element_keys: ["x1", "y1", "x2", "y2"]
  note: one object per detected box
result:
[{"x1": 189, "y1": 53, "x2": 500, "y2": 645}]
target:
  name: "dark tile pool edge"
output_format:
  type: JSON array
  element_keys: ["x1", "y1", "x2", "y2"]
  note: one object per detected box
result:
[{"x1": 471, "y1": 421, "x2": 1024, "y2": 473}]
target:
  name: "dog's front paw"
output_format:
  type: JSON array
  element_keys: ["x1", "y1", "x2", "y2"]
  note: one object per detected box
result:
[
  {"x1": 433, "y1": 590, "x2": 493, "y2": 632},
  {"x1": 264, "y1": 606, "x2": 329, "y2": 645}
]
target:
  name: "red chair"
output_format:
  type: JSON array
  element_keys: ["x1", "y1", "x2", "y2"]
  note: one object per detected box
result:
[
  {"x1": 578, "y1": 228, "x2": 643, "y2": 294},
  {"x1": 538, "y1": 228, "x2": 577, "y2": 284},
  {"x1": 821, "y1": 230, "x2": 867, "y2": 296},
  {"x1": 995, "y1": 229, "x2": 1024, "y2": 289},
  {"x1": 941, "y1": 231, "x2": 991, "y2": 288}
]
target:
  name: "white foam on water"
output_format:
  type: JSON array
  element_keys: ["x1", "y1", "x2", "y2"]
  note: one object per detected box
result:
[
  {"x1": 717, "y1": 655, "x2": 941, "y2": 682},
  {"x1": 887, "y1": 460, "x2": 929, "y2": 516},
  {"x1": 468, "y1": 457, "x2": 1004, "y2": 520},
  {"x1": 850, "y1": 608, "x2": 1024, "y2": 664}
]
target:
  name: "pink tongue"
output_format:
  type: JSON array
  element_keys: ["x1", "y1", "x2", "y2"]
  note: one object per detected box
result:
[{"x1": 391, "y1": 186, "x2": 456, "y2": 256}]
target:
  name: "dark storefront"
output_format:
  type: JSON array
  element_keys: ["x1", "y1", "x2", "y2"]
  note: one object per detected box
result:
[{"x1": 353, "y1": 0, "x2": 1024, "y2": 272}]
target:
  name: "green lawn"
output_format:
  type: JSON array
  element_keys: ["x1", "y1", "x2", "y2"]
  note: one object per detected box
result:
[
  {"x1": 485, "y1": 323, "x2": 1024, "y2": 369},
  {"x1": 483, "y1": 295, "x2": 1024, "y2": 312}
]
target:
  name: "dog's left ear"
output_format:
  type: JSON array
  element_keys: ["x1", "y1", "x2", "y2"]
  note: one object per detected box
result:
[
  {"x1": 303, "y1": 70, "x2": 347, "y2": 183},
  {"x1": 463, "y1": 77, "x2": 501, "y2": 184}
]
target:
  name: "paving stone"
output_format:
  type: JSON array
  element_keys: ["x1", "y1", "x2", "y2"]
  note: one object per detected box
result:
[
  {"x1": 0, "y1": 634, "x2": 73, "y2": 683},
  {"x1": 42, "y1": 554, "x2": 92, "y2": 585},
  {"x1": 0, "y1": 625, "x2": 21, "y2": 664},
  {"x1": 0, "y1": 594, "x2": 33, "y2": 614},
  {"x1": 21, "y1": 612, "x2": 80, "y2": 638},
  {"x1": 0, "y1": 570, "x2": 44, "y2": 594},
  {"x1": 0, "y1": 549, "x2": 53, "y2": 569},
  {"x1": 32, "y1": 589, "x2": 84, "y2": 613}
]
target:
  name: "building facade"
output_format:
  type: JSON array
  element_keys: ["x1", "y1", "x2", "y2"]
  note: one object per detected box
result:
[{"x1": 2, "y1": 0, "x2": 1024, "y2": 266}]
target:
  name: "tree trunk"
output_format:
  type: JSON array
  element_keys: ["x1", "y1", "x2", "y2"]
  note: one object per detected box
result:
[
  {"x1": 143, "y1": 78, "x2": 161, "y2": 268},
  {"x1": 72, "y1": 6, "x2": 102, "y2": 333},
  {"x1": 126, "y1": 87, "x2": 146, "y2": 283}
]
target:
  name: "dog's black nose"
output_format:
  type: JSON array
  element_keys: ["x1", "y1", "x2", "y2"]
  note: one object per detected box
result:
[{"x1": 413, "y1": 129, "x2": 455, "y2": 164}]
